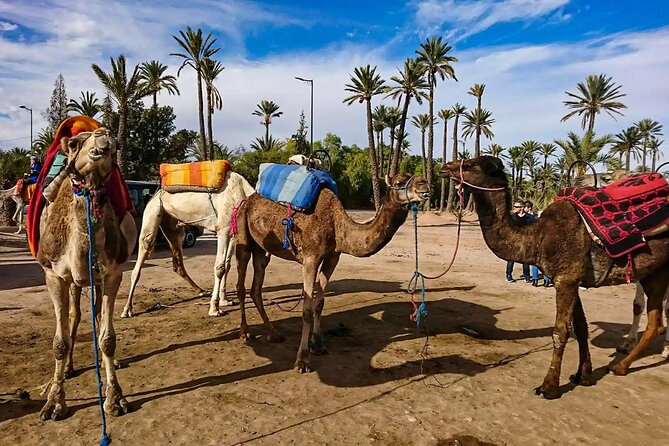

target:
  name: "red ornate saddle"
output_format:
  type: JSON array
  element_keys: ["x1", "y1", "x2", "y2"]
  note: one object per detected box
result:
[{"x1": 556, "y1": 173, "x2": 669, "y2": 258}]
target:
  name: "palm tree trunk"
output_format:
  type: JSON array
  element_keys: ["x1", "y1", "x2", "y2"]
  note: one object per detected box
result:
[
  {"x1": 642, "y1": 137, "x2": 648, "y2": 173},
  {"x1": 366, "y1": 99, "x2": 381, "y2": 210},
  {"x1": 652, "y1": 151, "x2": 657, "y2": 172},
  {"x1": 426, "y1": 83, "x2": 434, "y2": 211},
  {"x1": 379, "y1": 131, "x2": 385, "y2": 178},
  {"x1": 588, "y1": 113, "x2": 595, "y2": 134},
  {"x1": 543, "y1": 155, "x2": 548, "y2": 170},
  {"x1": 440, "y1": 119, "x2": 448, "y2": 212},
  {"x1": 421, "y1": 130, "x2": 427, "y2": 183},
  {"x1": 196, "y1": 71, "x2": 207, "y2": 161},
  {"x1": 475, "y1": 96, "x2": 482, "y2": 157},
  {"x1": 116, "y1": 104, "x2": 128, "y2": 175},
  {"x1": 625, "y1": 150, "x2": 631, "y2": 172},
  {"x1": 265, "y1": 122, "x2": 270, "y2": 141},
  {"x1": 389, "y1": 128, "x2": 396, "y2": 176},
  {"x1": 206, "y1": 87, "x2": 214, "y2": 160},
  {"x1": 447, "y1": 115, "x2": 460, "y2": 211},
  {"x1": 390, "y1": 95, "x2": 411, "y2": 178},
  {"x1": 153, "y1": 92, "x2": 157, "y2": 107}
]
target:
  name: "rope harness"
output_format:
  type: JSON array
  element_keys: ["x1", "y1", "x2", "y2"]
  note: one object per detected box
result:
[{"x1": 281, "y1": 203, "x2": 296, "y2": 249}]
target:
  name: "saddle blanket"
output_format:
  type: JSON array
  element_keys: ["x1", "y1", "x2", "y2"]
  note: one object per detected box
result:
[
  {"x1": 256, "y1": 163, "x2": 337, "y2": 211},
  {"x1": 160, "y1": 160, "x2": 231, "y2": 192},
  {"x1": 14, "y1": 181, "x2": 36, "y2": 202},
  {"x1": 556, "y1": 172, "x2": 669, "y2": 258}
]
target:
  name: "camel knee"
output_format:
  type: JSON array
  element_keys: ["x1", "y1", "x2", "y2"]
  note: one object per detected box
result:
[
  {"x1": 552, "y1": 331, "x2": 567, "y2": 350},
  {"x1": 99, "y1": 334, "x2": 117, "y2": 358},
  {"x1": 53, "y1": 335, "x2": 71, "y2": 360}
]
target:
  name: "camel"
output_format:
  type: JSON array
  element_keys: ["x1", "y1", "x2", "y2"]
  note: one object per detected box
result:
[
  {"x1": 440, "y1": 156, "x2": 669, "y2": 399},
  {"x1": 234, "y1": 173, "x2": 429, "y2": 372},
  {"x1": 36, "y1": 128, "x2": 136, "y2": 420},
  {"x1": 618, "y1": 283, "x2": 669, "y2": 358},
  {"x1": 122, "y1": 171, "x2": 255, "y2": 318},
  {"x1": 0, "y1": 184, "x2": 32, "y2": 233}
]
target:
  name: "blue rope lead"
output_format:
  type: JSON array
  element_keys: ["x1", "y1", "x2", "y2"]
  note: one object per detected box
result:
[
  {"x1": 281, "y1": 216, "x2": 294, "y2": 249},
  {"x1": 407, "y1": 203, "x2": 427, "y2": 330},
  {"x1": 82, "y1": 191, "x2": 111, "y2": 446}
]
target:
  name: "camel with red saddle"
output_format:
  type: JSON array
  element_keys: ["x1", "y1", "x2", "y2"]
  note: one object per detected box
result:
[
  {"x1": 122, "y1": 160, "x2": 255, "y2": 318},
  {"x1": 441, "y1": 156, "x2": 669, "y2": 400},
  {"x1": 0, "y1": 183, "x2": 36, "y2": 233}
]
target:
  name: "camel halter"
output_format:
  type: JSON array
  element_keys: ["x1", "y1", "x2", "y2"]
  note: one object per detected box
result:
[{"x1": 389, "y1": 176, "x2": 414, "y2": 202}]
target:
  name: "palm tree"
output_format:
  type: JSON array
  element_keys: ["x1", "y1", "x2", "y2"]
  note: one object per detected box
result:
[
  {"x1": 385, "y1": 58, "x2": 429, "y2": 177},
  {"x1": 539, "y1": 143, "x2": 557, "y2": 169},
  {"x1": 344, "y1": 65, "x2": 387, "y2": 210},
  {"x1": 91, "y1": 54, "x2": 149, "y2": 174},
  {"x1": 250, "y1": 135, "x2": 286, "y2": 152},
  {"x1": 561, "y1": 74, "x2": 626, "y2": 132},
  {"x1": 458, "y1": 149, "x2": 472, "y2": 160},
  {"x1": 446, "y1": 103, "x2": 466, "y2": 211},
  {"x1": 437, "y1": 108, "x2": 454, "y2": 211},
  {"x1": 467, "y1": 83, "x2": 486, "y2": 156},
  {"x1": 411, "y1": 113, "x2": 432, "y2": 181},
  {"x1": 172, "y1": 27, "x2": 220, "y2": 160},
  {"x1": 138, "y1": 60, "x2": 180, "y2": 107},
  {"x1": 610, "y1": 127, "x2": 641, "y2": 172},
  {"x1": 649, "y1": 138, "x2": 664, "y2": 172},
  {"x1": 384, "y1": 106, "x2": 402, "y2": 169},
  {"x1": 555, "y1": 131, "x2": 615, "y2": 177},
  {"x1": 416, "y1": 36, "x2": 457, "y2": 210},
  {"x1": 635, "y1": 119, "x2": 663, "y2": 172},
  {"x1": 252, "y1": 100, "x2": 283, "y2": 142},
  {"x1": 484, "y1": 143, "x2": 504, "y2": 158},
  {"x1": 32, "y1": 128, "x2": 55, "y2": 157},
  {"x1": 507, "y1": 146, "x2": 525, "y2": 191},
  {"x1": 372, "y1": 104, "x2": 389, "y2": 175},
  {"x1": 201, "y1": 58, "x2": 225, "y2": 158},
  {"x1": 461, "y1": 108, "x2": 495, "y2": 147},
  {"x1": 67, "y1": 91, "x2": 101, "y2": 118},
  {"x1": 518, "y1": 141, "x2": 541, "y2": 190}
]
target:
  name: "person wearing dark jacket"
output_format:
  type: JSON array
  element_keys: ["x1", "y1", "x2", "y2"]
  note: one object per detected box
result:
[{"x1": 506, "y1": 201, "x2": 531, "y2": 283}]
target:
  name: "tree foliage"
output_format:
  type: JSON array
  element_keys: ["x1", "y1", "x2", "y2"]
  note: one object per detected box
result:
[{"x1": 42, "y1": 74, "x2": 68, "y2": 132}]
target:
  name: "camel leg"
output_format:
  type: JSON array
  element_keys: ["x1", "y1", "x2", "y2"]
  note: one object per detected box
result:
[
  {"x1": 249, "y1": 249, "x2": 282, "y2": 342},
  {"x1": 612, "y1": 268, "x2": 669, "y2": 375},
  {"x1": 295, "y1": 258, "x2": 318, "y2": 373},
  {"x1": 99, "y1": 271, "x2": 128, "y2": 416},
  {"x1": 662, "y1": 294, "x2": 669, "y2": 359},
  {"x1": 40, "y1": 272, "x2": 71, "y2": 421},
  {"x1": 64, "y1": 285, "x2": 82, "y2": 378},
  {"x1": 534, "y1": 280, "x2": 578, "y2": 399},
  {"x1": 161, "y1": 222, "x2": 207, "y2": 295},
  {"x1": 219, "y1": 235, "x2": 236, "y2": 308},
  {"x1": 13, "y1": 201, "x2": 24, "y2": 234},
  {"x1": 618, "y1": 282, "x2": 645, "y2": 353},
  {"x1": 236, "y1": 238, "x2": 252, "y2": 340},
  {"x1": 122, "y1": 198, "x2": 164, "y2": 318},
  {"x1": 310, "y1": 253, "x2": 341, "y2": 355},
  {"x1": 569, "y1": 296, "x2": 593, "y2": 386},
  {"x1": 209, "y1": 228, "x2": 232, "y2": 317}
]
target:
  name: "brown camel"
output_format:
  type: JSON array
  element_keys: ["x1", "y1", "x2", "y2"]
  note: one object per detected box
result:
[
  {"x1": 440, "y1": 156, "x2": 669, "y2": 399},
  {"x1": 36, "y1": 128, "x2": 136, "y2": 420},
  {"x1": 234, "y1": 173, "x2": 429, "y2": 372}
]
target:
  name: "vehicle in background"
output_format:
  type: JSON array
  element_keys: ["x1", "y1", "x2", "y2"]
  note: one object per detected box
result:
[{"x1": 126, "y1": 180, "x2": 204, "y2": 248}]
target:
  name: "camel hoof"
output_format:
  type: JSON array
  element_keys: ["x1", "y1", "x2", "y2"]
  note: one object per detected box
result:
[
  {"x1": 610, "y1": 363, "x2": 629, "y2": 376},
  {"x1": 208, "y1": 308, "x2": 225, "y2": 317},
  {"x1": 219, "y1": 299, "x2": 235, "y2": 307},
  {"x1": 616, "y1": 336, "x2": 637, "y2": 354},
  {"x1": 105, "y1": 397, "x2": 129, "y2": 417},
  {"x1": 120, "y1": 309, "x2": 133, "y2": 318},
  {"x1": 309, "y1": 345, "x2": 328, "y2": 355},
  {"x1": 197, "y1": 289, "x2": 209, "y2": 297},
  {"x1": 267, "y1": 332, "x2": 285, "y2": 343},
  {"x1": 64, "y1": 368, "x2": 78, "y2": 379},
  {"x1": 40, "y1": 401, "x2": 68, "y2": 421},
  {"x1": 294, "y1": 361, "x2": 313, "y2": 374},
  {"x1": 662, "y1": 345, "x2": 669, "y2": 360},
  {"x1": 533, "y1": 385, "x2": 560, "y2": 400},
  {"x1": 569, "y1": 372, "x2": 593, "y2": 386}
]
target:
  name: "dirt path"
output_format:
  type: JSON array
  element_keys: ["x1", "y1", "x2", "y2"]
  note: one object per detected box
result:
[{"x1": 0, "y1": 214, "x2": 667, "y2": 445}]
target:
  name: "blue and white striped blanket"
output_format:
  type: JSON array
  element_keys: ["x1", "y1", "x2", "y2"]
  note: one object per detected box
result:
[{"x1": 256, "y1": 163, "x2": 338, "y2": 211}]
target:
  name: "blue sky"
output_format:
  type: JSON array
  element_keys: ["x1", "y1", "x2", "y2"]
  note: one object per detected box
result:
[{"x1": 1, "y1": 0, "x2": 668, "y2": 167}]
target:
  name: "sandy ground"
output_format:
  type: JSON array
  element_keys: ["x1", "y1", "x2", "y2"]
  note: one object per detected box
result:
[{"x1": 0, "y1": 211, "x2": 668, "y2": 446}]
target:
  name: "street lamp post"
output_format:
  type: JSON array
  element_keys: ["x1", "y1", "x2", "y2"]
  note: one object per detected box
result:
[
  {"x1": 19, "y1": 105, "x2": 33, "y2": 153},
  {"x1": 295, "y1": 77, "x2": 313, "y2": 154}
]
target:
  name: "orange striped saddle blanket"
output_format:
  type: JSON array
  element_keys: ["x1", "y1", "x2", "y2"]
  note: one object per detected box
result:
[{"x1": 160, "y1": 160, "x2": 231, "y2": 193}]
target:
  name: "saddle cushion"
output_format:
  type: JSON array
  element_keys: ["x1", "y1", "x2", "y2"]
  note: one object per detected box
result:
[
  {"x1": 160, "y1": 160, "x2": 231, "y2": 192},
  {"x1": 256, "y1": 163, "x2": 338, "y2": 211},
  {"x1": 556, "y1": 172, "x2": 669, "y2": 258}
]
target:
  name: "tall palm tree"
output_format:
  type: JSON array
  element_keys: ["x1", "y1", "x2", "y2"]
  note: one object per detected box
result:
[
  {"x1": 461, "y1": 108, "x2": 495, "y2": 147},
  {"x1": 67, "y1": 91, "x2": 101, "y2": 118},
  {"x1": 91, "y1": 54, "x2": 149, "y2": 174},
  {"x1": 554, "y1": 131, "x2": 614, "y2": 177},
  {"x1": 484, "y1": 143, "x2": 504, "y2": 158},
  {"x1": 467, "y1": 83, "x2": 486, "y2": 156},
  {"x1": 561, "y1": 74, "x2": 627, "y2": 132},
  {"x1": 385, "y1": 58, "x2": 429, "y2": 177},
  {"x1": 539, "y1": 143, "x2": 557, "y2": 169},
  {"x1": 384, "y1": 106, "x2": 402, "y2": 168},
  {"x1": 507, "y1": 146, "x2": 525, "y2": 192},
  {"x1": 610, "y1": 127, "x2": 641, "y2": 172},
  {"x1": 372, "y1": 104, "x2": 389, "y2": 175},
  {"x1": 411, "y1": 113, "x2": 432, "y2": 181},
  {"x1": 138, "y1": 60, "x2": 180, "y2": 107},
  {"x1": 437, "y1": 108, "x2": 454, "y2": 211},
  {"x1": 518, "y1": 141, "x2": 541, "y2": 192},
  {"x1": 416, "y1": 36, "x2": 457, "y2": 210},
  {"x1": 252, "y1": 100, "x2": 283, "y2": 141},
  {"x1": 344, "y1": 65, "x2": 387, "y2": 210},
  {"x1": 172, "y1": 27, "x2": 220, "y2": 160},
  {"x1": 447, "y1": 103, "x2": 467, "y2": 211},
  {"x1": 649, "y1": 138, "x2": 664, "y2": 172},
  {"x1": 635, "y1": 119, "x2": 663, "y2": 172},
  {"x1": 201, "y1": 58, "x2": 225, "y2": 158},
  {"x1": 32, "y1": 128, "x2": 55, "y2": 157}
]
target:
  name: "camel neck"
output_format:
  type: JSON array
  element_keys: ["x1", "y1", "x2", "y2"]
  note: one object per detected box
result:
[
  {"x1": 334, "y1": 194, "x2": 408, "y2": 257},
  {"x1": 472, "y1": 188, "x2": 540, "y2": 266}
]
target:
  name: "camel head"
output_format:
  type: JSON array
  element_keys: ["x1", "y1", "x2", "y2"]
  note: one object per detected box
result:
[
  {"x1": 386, "y1": 173, "x2": 430, "y2": 205},
  {"x1": 440, "y1": 156, "x2": 509, "y2": 190},
  {"x1": 63, "y1": 128, "x2": 116, "y2": 187}
]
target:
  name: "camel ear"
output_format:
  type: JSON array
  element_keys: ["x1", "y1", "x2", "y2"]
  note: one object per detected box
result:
[{"x1": 385, "y1": 174, "x2": 391, "y2": 185}]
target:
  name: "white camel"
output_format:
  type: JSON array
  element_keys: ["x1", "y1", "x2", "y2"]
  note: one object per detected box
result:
[
  {"x1": 0, "y1": 185, "x2": 28, "y2": 233},
  {"x1": 122, "y1": 171, "x2": 255, "y2": 318},
  {"x1": 618, "y1": 282, "x2": 669, "y2": 359}
]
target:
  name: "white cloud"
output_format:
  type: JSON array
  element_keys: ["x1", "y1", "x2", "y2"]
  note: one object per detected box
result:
[
  {"x1": 0, "y1": 20, "x2": 18, "y2": 32},
  {"x1": 412, "y1": 0, "x2": 570, "y2": 40}
]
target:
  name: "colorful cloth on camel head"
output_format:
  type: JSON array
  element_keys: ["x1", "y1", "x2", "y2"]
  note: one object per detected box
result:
[{"x1": 25, "y1": 116, "x2": 135, "y2": 257}]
